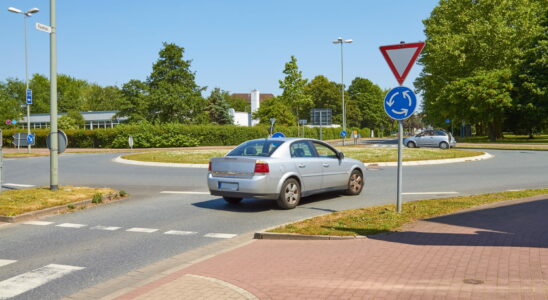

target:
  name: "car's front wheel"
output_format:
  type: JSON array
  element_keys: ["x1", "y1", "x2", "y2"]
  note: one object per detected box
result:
[
  {"x1": 223, "y1": 197, "x2": 242, "y2": 204},
  {"x1": 439, "y1": 141, "x2": 449, "y2": 149},
  {"x1": 407, "y1": 141, "x2": 416, "y2": 148},
  {"x1": 345, "y1": 169, "x2": 364, "y2": 195},
  {"x1": 276, "y1": 178, "x2": 301, "y2": 209}
]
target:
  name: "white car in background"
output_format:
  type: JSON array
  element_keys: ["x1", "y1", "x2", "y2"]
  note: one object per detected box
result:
[
  {"x1": 207, "y1": 138, "x2": 365, "y2": 209},
  {"x1": 404, "y1": 129, "x2": 456, "y2": 149}
]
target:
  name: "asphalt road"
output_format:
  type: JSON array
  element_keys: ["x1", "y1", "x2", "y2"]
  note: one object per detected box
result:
[{"x1": 0, "y1": 149, "x2": 547, "y2": 299}]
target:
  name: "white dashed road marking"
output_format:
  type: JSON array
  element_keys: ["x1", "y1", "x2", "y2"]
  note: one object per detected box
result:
[
  {"x1": 0, "y1": 264, "x2": 85, "y2": 299},
  {"x1": 0, "y1": 259, "x2": 17, "y2": 268},
  {"x1": 91, "y1": 225, "x2": 121, "y2": 231},
  {"x1": 23, "y1": 221, "x2": 54, "y2": 226},
  {"x1": 160, "y1": 191, "x2": 211, "y2": 195},
  {"x1": 164, "y1": 230, "x2": 197, "y2": 236},
  {"x1": 204, "y1": 233, "x2": 237, "y2": 239},
  {"x1": 402, "y1": 192, "x2": 459, "y2": 195},
  {"x1": 507, "y1": 189, "x2": 524, "y2": 192},
  {"x1": 2, "y1": 183, "x2": 35, "y2": 188},
  {"x1": 56, "y1": 223, "x2": 87, "y2": 228},
  {"x1": 126, "y1": 228, "x2": 158, "y2": 233}
]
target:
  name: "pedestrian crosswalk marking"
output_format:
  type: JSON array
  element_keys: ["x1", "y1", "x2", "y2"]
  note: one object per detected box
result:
[
  {"x1": 0, "y1": 259, "x2": 17, "y2": 268},
  {"x1": 164, "y1": 230, "x2": 197, "y2": 236},
  {"x1": 23, "y1": 221, "x2": 54, "y2": 226},
  {"x1": 56, "y1": 223, "x2": 87, "y2": 228},
  {"x1": 126, "y1": 227, "x2": 158, "y2": 233},
  {"x1": 0, "y1": 264, "x2": 85, "y2": 299},
  {"x1": 204, "y1": 233, "x2": 237, "y2": 239}
]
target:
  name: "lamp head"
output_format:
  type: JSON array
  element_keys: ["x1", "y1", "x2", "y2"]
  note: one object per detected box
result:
[{"x1": 8, "y1": 7, "x2": 23, "y2": 14}]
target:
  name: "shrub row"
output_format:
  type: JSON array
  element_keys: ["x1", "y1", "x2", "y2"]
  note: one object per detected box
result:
[{"x1": 1, "y1": 123, "x2": 371, "y2": 148}]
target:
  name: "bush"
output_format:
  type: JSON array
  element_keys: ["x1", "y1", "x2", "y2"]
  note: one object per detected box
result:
[{"x1": 91, "y1": 193, "x2": 103, "y2": 204}]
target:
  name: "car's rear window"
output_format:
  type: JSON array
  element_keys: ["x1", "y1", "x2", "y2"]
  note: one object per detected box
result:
[{"x1": 227, "y1": 140, "x2": 284, "y2": 157}]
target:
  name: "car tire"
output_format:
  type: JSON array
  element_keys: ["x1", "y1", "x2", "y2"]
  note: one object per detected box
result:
[
  {"x1": 439, "y1": 141, "x2": 449, "y2": 149},
  {"x1": 407, "y1": 141, "x2": 416, "y2": 148},
  {"x1": 223, "y1": 197, "x2": 242, "y2": 204},
  {"x1": 276, "y1": 178, "x2": 301, "y2": 209},
  {"x1": 345, "y1": 169, "x2": 364, "y2": 195}
]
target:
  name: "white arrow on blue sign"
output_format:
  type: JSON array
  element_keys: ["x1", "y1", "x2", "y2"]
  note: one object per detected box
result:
[
  {"x1": 340, "y1": 130, "x2": 347, "y2": 138},
  {"x1": 26, "y1": 89, "x2": 32, "y2": 105},
  {"x1": 384, "y1": 86, "x2": 417, "y2": 120},
  {"x1": 27, "y1": 134, "x2": 34, "y2": 145}
]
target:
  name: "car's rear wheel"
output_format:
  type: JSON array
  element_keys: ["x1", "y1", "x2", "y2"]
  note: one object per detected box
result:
[
  {"x1": 276, "y1": 178, "x2": 301, "y2": 209},
  {"x1": 407, "y1": 141, "x2": 416, "y2": 148},
  {"x1": 345, "y1": 169, "x2": 364, "y2": 195},
  {"x1": 439, "y1": 141, "x2": 449, "y2": 149},
  {"x1": 223, "y1": 197, "x2": 242, "y2": 204}
]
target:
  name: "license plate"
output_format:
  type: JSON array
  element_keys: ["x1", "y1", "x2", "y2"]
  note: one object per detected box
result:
[{"x1": 219, "y1": 182, "x2": 239, "y2": 191}]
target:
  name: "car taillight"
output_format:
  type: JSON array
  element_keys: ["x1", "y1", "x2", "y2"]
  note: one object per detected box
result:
[
  {"x1": 254, "y1": 161, "x2": 269, "y2": 173},
  {"x1": 208, "y1": 161, "x2": 211, "y2": 171}
]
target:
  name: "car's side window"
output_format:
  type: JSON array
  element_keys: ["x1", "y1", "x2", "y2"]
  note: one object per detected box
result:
[
  {"x1": 435, "y1": 130, "x2": 446, "y2": 136},
  {"x1": 290, "y1": 141, "x2": 316, "y2": 158},
  {"x1": 313, "y1": 142, "x2": 338, "y2": 158}
]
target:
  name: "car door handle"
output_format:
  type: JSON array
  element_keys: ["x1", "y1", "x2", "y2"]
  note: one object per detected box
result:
[
  {"x1": 322, "y1": 163, "x2": 330, "y2": 167},
  {"x1": 298, "y1": 164, "x2": 306, "y2": 168}
]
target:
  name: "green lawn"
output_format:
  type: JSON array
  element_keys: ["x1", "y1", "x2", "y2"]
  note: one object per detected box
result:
[
  {"x1": 122, "y1": 147, "x2": 484, "y2": 164},
  {"x1": 268, "y1": 189, "x2": 548, "y2": 236},
  {"x1": 458, "y1": 134, "x2": 548, "y2": 144}
]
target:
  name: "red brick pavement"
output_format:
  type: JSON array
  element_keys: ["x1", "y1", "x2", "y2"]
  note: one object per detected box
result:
[{"x1": 115, "y1": 196, "x2": 548, "y2": 299}]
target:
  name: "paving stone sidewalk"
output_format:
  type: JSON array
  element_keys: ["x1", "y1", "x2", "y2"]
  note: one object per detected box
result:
[{"x1": 82, "y1": 195, "x2": 548, "y2": 299}]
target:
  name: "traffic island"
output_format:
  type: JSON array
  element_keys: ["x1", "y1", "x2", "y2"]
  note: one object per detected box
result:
[
  {"x1": 0, "y1": 186, "x2": 126, "y2": 223},
  {"x1": 260, "y1": 189, "x2": 548, "y2": 239}
]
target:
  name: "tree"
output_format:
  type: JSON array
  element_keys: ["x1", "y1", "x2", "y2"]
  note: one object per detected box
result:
[
  {"x1": 304, "y1": 75, "x2": 343, "y2": 124},
  {"x1": 347, "y1": 77, "x2": 390, "y2": 129},
  {"x1": 58, "y1": 74, "x2": 89, "y2": 112},
  {"x1": 253, "y1": 97, "x2": 295, "y2": 126},
  {"x1": 83, "y1": 84, "x2": 124, "y2": 111},
  {"x1": 278, "y1": 56, "x2": 312, "y2": 121},
  {"x1": 0, "y1": 81, "x2": 21, "y2": 127},
  {"x1": 117, "y1": 80, "x2": 150, "y2": 122},
  {"x1": 416, "y1": 0, "x2": 545, "y2": 141},
  {"x1": 207, "y1": 88, "x2": 233, "y2": 125}
]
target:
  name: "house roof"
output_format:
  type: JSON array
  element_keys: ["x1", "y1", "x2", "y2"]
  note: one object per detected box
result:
[
  {"x1": 231, "y1": 93, "x2": 274, "y2": 103},
  {"x1": 20, "y1": 110, "x2": 126, "y2": 123}
]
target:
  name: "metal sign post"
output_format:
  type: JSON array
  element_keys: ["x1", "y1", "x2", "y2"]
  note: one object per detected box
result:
[{"x1": 0, "y1": 129, "x2": 3, "y2": 192}]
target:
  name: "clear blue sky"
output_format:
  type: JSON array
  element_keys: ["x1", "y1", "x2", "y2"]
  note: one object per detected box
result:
[{"x1": 1, "y1": 0, "x2": 438, "y2": 96}]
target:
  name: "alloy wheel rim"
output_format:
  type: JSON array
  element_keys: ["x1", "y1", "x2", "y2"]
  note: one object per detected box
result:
[
  {"x1": 350, "y1": 174, "x2": 362, "y2": 192},
  {"x1": 285, "y1": 183, "x2": 298, "y2": 204}
]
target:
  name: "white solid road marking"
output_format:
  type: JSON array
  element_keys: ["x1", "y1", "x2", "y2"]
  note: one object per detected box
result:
[
  {"x1": 126, "y1": 227, "x2": 158, "y2": 233},
  {"x1": 0, "y1": 259, "x2": 17, "y2": 268},
  {"x1": 204, "y1": 233, "x2": 237, "y2": 239},
  {"x1": 56, "y1": 223, "x2": 87, "y2": 228},
  {"x1": 23, "y1": 221, "x2": 54, "y2": 226},
  {"x1": 2, "y1": 183, "x2": 35, "y2": 188},
  {"x1": 160, "y1": 191, "x2": 211, "y2": 195},
  {"x1": 0, "y1": 264, "x2": 85, "y2": 299},
  {"x1": 91, "y1": 225, "x2": 121, "y2": 231},
  {"x1": 164, "y1": 230, "x2": 197, "y2": 236},
  {"x1": 402, "y1": 192, "x2": 459, "y2": 195},
  {"x1": 507, "y1": 189, "x2": 524, "y2": 192}
]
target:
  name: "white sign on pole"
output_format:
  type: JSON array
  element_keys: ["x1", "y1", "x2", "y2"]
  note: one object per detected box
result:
[
  {"x1": 379, "y1": 42, "x2": 425, "y2": 85},
  {"x1": 35, "y1": 23, "x2": 52, "y2": 33}
]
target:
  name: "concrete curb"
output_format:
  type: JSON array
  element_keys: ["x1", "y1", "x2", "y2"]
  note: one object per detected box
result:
[
  {"x1": 254, "y1": 232, "x2": 367, "y2": 240},
  {"x1": 114, "y1": 152, "x2": 493, "y2": 168},
  {"x1": 0, "y1": 196, "x2": 126, "y2": 223}
]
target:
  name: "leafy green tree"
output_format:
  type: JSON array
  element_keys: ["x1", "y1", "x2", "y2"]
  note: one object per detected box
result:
[
  {"x1": 347, "y1": 77, "x2": 390, "y2": 129},
  {"x1": 146, "y1": 43, "x2": 207, "y2": 123},
  {"x1": 304, "y1": 75, "x2": 343, "y2": 124},
  {"x1": 117, "y1": 80, "x2": 150, "y2": 122},
  {"x1": 207, "y1": 88, "x2": 233, "y2": 125},
  {"x1": 0, "y1": 81, "x2": 21, "y2": 127},
  {"x1": 279, "y1": 56, "x2": 312, "y2": 121},
  {"x1": 58, "y1": 74, "x2": 89, "y2": 112},
  {"x1": 416, "y1": 0, "x2": 545, "y2": 141},
  {"x1": 253, "y1": 97, "x2": 295, "y2": 126},
  {"x1": 84, "y1": 84, "x2": 124, "y2": 111}
]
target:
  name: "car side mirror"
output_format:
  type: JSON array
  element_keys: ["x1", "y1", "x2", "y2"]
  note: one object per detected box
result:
[{"x1": 337, "y1": 152, "x2": 344, "y2": 160}]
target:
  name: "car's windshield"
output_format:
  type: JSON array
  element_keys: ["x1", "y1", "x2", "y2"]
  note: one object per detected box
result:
[{"x1": 227, "y1": 140, "x2": 284, "y2": 157}]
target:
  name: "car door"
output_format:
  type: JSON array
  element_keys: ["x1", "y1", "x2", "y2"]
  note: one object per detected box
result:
[
  {"x1": 289, "y1": 141, "x2": 322, "y2": 192},
  {"x1": 312, "y1": 142, "x2": 348, "y2": 189},
  {"x1": 422, "y1": 130, "x2": 436, "y2": 147}
]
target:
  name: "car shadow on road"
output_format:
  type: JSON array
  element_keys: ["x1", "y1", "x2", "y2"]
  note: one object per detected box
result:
[
  {"x1": 366, "y1": 198, "x2": 548, "y2": 248},
  {"x1": 191, "y1": 192, "x2": 345, "y2": 213}
]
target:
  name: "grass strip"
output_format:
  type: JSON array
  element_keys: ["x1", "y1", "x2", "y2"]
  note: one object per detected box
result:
[
  {"x1": 268, "y1": 189, "x2": 548, "y2": 236},
  {"x1": 0, "y1": 186, "x2": 119, "y2": 216},
  {"x1": 457, "y1": 134, "x2": 548, "y2": 144},
  {"x1": 122, "y1": 148, "x2": 483, "y2": 164},
  {"x1": 457, "y1": 144, "x2": 548, "y2": 151}
]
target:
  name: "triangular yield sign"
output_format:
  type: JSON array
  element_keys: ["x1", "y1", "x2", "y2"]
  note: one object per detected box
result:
[{"x1": 379, "y1": 42, "x2": 425, "y2": 86}]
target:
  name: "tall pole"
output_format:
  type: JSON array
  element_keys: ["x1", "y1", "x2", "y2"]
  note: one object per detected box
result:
[
  {"x1": 340, "y1": 41, "x2": 345, "y2": 145},
  {"x1": 24, "y1": 15, "x2": 32, "y2": 153},
  {"x1": 50, "y1": 0, "x2": 59, "y2": 190},
  {"x1": 397, "y1": 120, "x2": 403, "y2": 213}
]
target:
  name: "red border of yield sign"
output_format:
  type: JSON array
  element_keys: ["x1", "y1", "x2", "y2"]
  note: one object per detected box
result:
[{"x1": 379, "y1": 42, "x2": 425, "y2": 86}]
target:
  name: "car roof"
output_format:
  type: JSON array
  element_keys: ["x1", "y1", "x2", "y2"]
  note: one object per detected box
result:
[{"x1": 247, "y1": 137, "x2": 322, "y2": 143}]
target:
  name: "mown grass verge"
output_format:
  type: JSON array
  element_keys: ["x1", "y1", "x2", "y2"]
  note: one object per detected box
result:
[
  {"x1": 268, "y1": 189, "x2": 548, "y2": 236},
  {"x1": 0, "y1": 186, "x2": 121, "y2": 216},
  {"x1": 121, "y1": 147, "x2": 483, "y2": 164}
]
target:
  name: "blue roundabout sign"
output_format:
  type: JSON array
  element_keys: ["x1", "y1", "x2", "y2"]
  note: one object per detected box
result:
[{"x1": 384, "y1": 86, "x2": 417, "y2": 120}]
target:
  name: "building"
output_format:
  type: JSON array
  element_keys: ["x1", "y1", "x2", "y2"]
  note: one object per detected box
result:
[
  {"x1": 19, "y1": 110, "x2": 127, "y2": 129},
  {"x1": 229, "y1": 90, "x2": 274, "y2": 126}
]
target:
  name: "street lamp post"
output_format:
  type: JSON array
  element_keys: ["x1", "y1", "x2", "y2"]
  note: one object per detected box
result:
[
  {"x1": 332, "y1": 37, "x2": 352, "y2": 145},
  {"x1": 8, "y1": 7, "x2": 39, "y2": 154}
]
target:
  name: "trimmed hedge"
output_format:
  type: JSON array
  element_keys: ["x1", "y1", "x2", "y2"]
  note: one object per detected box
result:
[{"x1": 1, "y1": 124, "x2": 371, "y2": 148}]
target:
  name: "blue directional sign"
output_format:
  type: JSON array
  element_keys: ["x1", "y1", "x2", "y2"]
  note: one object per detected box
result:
[
  {"x1": 384, "y1": 86, "x2": 417, "y2": 120},
  {"x1": 12, "y1": 120, "x2": 17, "y2": 125},
  {"x1": 27, "y1": 134, "x2": 35, "y2": 145},
  {"x1": 272, "y1": 132, "x2": 285, "y2": 138},
  {"x1": 26, "y1": 89, "x2": 32, "y2": 105},
  {"x1": 340, "y1": 130, "x2": 347, "y2": 138}
]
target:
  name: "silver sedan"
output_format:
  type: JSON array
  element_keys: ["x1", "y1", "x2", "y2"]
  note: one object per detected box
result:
[
  {"x1": 207, "y1": 138, "x2": 365, "y2": 209},
  {"x1": 404, "y1": 129, "x2": 456, "y2": 149}
]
